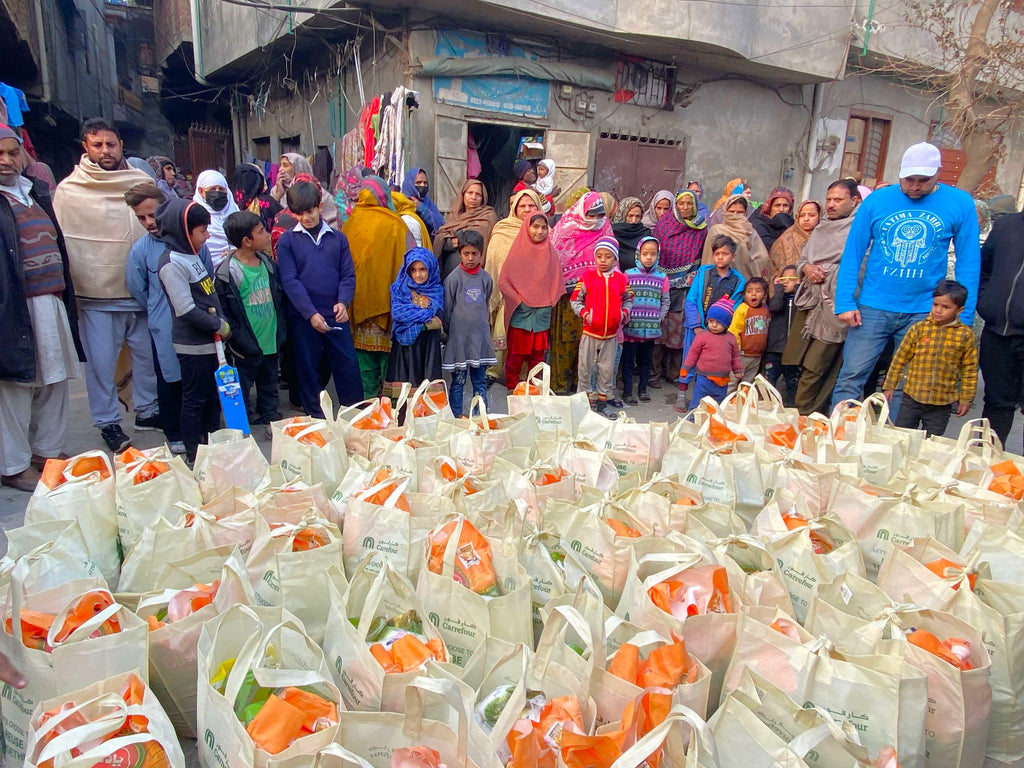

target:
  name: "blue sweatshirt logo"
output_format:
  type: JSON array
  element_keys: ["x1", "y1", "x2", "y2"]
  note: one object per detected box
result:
[{"x1": 877, "y1": 210, "x2": 946, "y2": 270}]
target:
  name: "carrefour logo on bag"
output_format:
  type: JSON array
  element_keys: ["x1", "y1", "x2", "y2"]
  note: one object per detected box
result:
[
  {"x1": 876, "y1": 529, "x2": 890, "y2": 541},
  {"x1": 363, "y1": 536, "x2": 375, "y2": 550},
  {"x1": 204, "y1": 730, "x2": 215, "y2": 749},
  {"x1": 685, "y1": 473, "x2": 698, "y2": 485},
  {"x1": 570, "y1": 540, "x2": 582, "y2": 553},
  {"x1": 764, "y1": 488, "x2": 775, "y2": 500},
  {"x1": 505, "y1": 577, "x2": 517, "y2": 592},
  {"x1": 428, "y1": 612, "x2": 440, "y2": 627}
]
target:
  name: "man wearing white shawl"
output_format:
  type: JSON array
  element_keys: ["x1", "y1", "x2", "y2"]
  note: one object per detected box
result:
[{"x1": 53, "y1": 118, "x2": 160, "y2": 452}]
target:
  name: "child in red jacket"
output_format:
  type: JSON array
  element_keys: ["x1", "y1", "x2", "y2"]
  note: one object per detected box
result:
[
  {"x1": 677, "y1": 296, "x2": 742, "y2": 411},
  {"x1": 570, "y1": 237, "x2": 634, "y2": 418}
]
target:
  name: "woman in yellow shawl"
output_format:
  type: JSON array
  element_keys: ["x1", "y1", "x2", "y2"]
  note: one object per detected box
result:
[
  {"x1": 342, "y1": 175, "x2": 415, "y2": 398},
  {"x1": 484, "y1": 188, "x2": 542, "y2": 383},
  {"x1": 392, "y1": 191, "x2": 433, "y2": 250}
]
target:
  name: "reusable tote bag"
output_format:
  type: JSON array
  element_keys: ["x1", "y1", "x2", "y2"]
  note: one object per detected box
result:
[
  {"x1": 25, "y1": 450, "x2": 119, "y2": 586},
  {"x1": 0, "y1": 561, "x2": 149, "y2": 764},
  {"x1": 23, "y1": 670, "x2": 185, "y2": 768},
  {"x1": 114, "y1": 446, "x2": 201, "y2": 553},
  {"x1": 196, "y1": 604, "x2": 342, "y2": 768},
  {"x1": 194, "y1": 428, "x2": 270, "y2": 500},
  {"x1": 506, "y1": 362, "x2": 591, "y2": 435}
]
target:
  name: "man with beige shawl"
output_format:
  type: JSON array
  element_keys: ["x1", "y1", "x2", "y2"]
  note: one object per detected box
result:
[
  {"x1": 53, "y1": 118, "x2": 158, "y2": 452},
  {"x1": 783, "y1": 179, "x2": 862, "y2": 415}
]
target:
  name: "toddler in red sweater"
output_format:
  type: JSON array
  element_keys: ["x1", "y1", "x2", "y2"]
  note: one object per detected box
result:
[{"x1": 677, "y1": 296, "x2": 742, "y2": 411}]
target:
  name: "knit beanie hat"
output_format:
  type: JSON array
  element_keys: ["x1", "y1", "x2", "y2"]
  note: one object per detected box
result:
[
  {"x1": 594, "y1": 236, "x2": 620, "y2": 260},
  {"x1": 707, "y1": 297, "x2": 735, "y2": 327},
  {"x1": 513, "y1": 159, "x2": 533, "y2": 180}
]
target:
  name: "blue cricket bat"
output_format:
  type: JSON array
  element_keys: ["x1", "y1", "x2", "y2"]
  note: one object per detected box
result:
[{"x1": 214, "y1": 334, "x2": 251, "y2": 436}]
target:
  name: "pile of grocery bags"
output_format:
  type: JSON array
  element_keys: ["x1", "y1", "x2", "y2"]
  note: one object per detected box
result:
[{"x1": 2, "y1": 364, "x2": 1023, "y2": 768}]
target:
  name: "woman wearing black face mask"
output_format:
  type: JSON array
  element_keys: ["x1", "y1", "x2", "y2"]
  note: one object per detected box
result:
[
  {"x1": 401, "y1": 167, "x2": 444, "y2": 237},
  {"x1": 193, "y1": 169, "x2": 240, "y2": 268},
  {"x1": 750, "y1": 186, "x2": 795, "y2": 252}
]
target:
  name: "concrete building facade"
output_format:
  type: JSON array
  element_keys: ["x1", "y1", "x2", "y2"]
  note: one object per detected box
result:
[{"x1": 171, "y1": 0, "x2": 1024, "y2": 214}]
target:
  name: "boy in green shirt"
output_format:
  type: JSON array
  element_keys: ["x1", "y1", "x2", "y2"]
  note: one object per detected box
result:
[{"x1": 215, "y1": 211, "x2": 285, "y2": 424}]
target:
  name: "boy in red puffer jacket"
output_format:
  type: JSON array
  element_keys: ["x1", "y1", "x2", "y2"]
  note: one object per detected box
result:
[{"x1": 571, "y1": 236, "x2": 634, "y2": 419}]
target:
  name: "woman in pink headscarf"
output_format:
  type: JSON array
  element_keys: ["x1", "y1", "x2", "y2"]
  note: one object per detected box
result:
[{"x1": 547, "y1": 191, "x2": 613, "y2": 393}]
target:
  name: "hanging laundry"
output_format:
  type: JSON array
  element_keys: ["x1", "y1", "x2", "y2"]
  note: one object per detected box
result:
[{"x1": 0, "y1": 82, "x2": 29, "y2": 126}]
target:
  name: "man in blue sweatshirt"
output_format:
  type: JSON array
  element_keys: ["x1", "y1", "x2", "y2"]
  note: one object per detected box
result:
[{"x1": 831, "y1": 142, "x2": 980, "y2": 410}]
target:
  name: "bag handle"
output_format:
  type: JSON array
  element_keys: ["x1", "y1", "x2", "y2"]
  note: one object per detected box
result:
[
  {"x1": 287, "y1": 421, "x2": 332, "y2": 443},
  {"x1": 532, "y1": 604, "x2": 596, "y2": 680},
  {"x1": 467, "y1": 395, "x2": 491, "y2": 431},
  {"x1": 403, "y1": 677, "x2": 470, "y2": 767},
  {"x1": 955, "y1": 418, "x2": 1003, "y2": 454},
  {"x1": 355, "y1": 562, "x2": 392, "y2": 640},
  {"x1": 122, "y1": 448, "x2": 173, "y2": 480},
  {"x1": 353, "y1": 476, "x2": 410, "y2": 508},
  {"x1": 46, "y1": 598, "x2": 123, "y2": 648},
  {"x1": 750, "y1": 374, "x2": 786, "y2": 410},
  {"x1": 309, "y1": 744, "x2": 376, "y2": 768},
  {"x1": 53, "y1": 450, "x2": 113, "y2": 488},
  {"x1": 409, "y1": 379, "x2": 447, "y2": 416},
  {"x1": 526, "y1": 362, "x2": 553, "y2": 395},
  {"x1": 227, "y1": 617, "x2": 329, "y2": 698},
  {"x1": 609, "y1": 704, "x2": 715, "y2": 767},
  {"x1": 49, "y1": 733, "x2": 171, "y2": 768},
  {"x1": 31, "y1": 691, "x2": 128, "y2": 762}
]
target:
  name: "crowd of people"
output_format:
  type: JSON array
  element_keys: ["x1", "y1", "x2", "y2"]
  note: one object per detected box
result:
[{"x1": 0, "y1": 116, "x2": 1021, "y2": 492}]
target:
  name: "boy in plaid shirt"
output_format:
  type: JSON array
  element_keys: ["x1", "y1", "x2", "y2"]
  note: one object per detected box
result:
[{"x1": 882, "y1": 279, "x2": 977, "y2": 436}]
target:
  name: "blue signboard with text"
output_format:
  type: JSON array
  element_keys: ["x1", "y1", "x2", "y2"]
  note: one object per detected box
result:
[{"x1": 432, "y1": 31, "x2": 550, "y2": 119}]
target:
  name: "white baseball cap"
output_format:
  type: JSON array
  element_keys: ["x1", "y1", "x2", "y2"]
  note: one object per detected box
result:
[{"x1": 899, "y1": 142, "x2": 942, "y2": 178}]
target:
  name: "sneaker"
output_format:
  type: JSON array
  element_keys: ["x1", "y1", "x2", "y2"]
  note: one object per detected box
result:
[
  {"x1": 101, "y1": 424, "x2": 132, "y2": 453},
  {"x1": 168, "y1": 441, "x2": 186, "y2": 455},
  {"x1": 134, "y1": 413, "x2": 163, "y2": 432},
  {"x1": 599, "y1": 403, "x2": 620, "y2": 420},
  {"x1": 624, "y1": 394, "x2": 639, "y2": 405},
  {"x1": 1, "y1": 467, "x2": 41, "y2": 492},
  {"x1": 606, "y1": 398, "x2": 624, "y2": 409},
  {"x1": 639, "y1": 391, "x2": 651, "y2": 403}
]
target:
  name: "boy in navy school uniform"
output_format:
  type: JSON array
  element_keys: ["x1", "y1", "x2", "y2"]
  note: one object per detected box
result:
[{"x1": 275, "y1": 180, "x2": 362, "y2": 417}]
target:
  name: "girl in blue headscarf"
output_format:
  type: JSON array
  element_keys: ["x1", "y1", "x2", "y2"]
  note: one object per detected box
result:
[
  {"x1": 385, "y1": 246, "x2": 444, "y2": 387},
  {"x1": 401, "y1": 168, "x2": 445, "y2": 237}
]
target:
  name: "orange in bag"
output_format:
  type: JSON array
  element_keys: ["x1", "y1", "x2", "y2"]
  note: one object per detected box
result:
[
  {"x1": 40, "y1": 454, "x2": 112, "y2": 490},
  {"x1": 767, "y1": 423, "x2": 799, "y2": 450},
  {"x1": 924, "y1": 557, "x2": 976, "y2": 590},
  {"x1": 439, "y1": 458, "x2": 465, "y2": 482},
  {"x1": 637, "y1": 640, "x2": 694, "y2": 688},
  {"x1": 535, "y1": 467, "x2": 568, "y2": 486},
  {"x1": 412, "y1": 388, "x2": 449, "y2": 417},
  {"x1": 906, "y1": 629, "x2": 972, "y2": 670},
  {"x1": 559, "y1": 729, "x2": 622, "y2": 768},
  {"x1": 280, "y1": 687, "x2": 338, "y2": 733},
  {"x1": 876, "y1": 746, "x2": 902, "y2": 768},
  {"x1": 617, "y1": 691, "x2": 673, "y2": 767},
  {"x1": 781, "y1": 514, "x2": 833, "y2": 554},
  {"x1": 369, "y1": 633, "x2": 445, "y2": 673},
  {"x1": 53, "y1": 590, "x2": 121, "y2": 644},
  {"x1": 769, "y1": 617, "x2": 804, "y2": 642},
  {"x1": 512, "y1": 381, "x2": 541, "y2": 396},
  {"x1": 166, "y1": 581, "x2": 219, "y2": 622},
  {"x1": 607, "y1": 643, "x2": 640, "y2": 684},
  {"x1": 989, "y1": 460, "x2": 1024, "y2": 500},
  {"x1": 358, "y1": 467, "x2": 411, "y2": 512},
  {"x1": 290, "y1": 526, "x2": 330, "y2": 552},
  {"x1": 507, "y1": 696, "x2": 586, "y2": 768},
  {"x1": 246, "y1": 694, "x2": 308, "y2": 754},
  {"x1": 647, "y1": 565, "x2": 732, "y2": 619},
  {"x1": 428, "y1": 519, "x2": 499, "y2": 596},
  {"x1": 6, "y1": 610, "x2": 56, "y2": 650},
  {"x1": 36, "y1": 673, "x2": 170, "y2": 768},
  {"x1": 282, "y1": 418, "x2": 328, "y2": 447},
  {"x1": 119, "y1": 447, "x2": 170, "y2": 485},
  {"x1": 706, "y1": 417, "x2": 747, "y2": 451},
  {"x1": 605, "y1": 518, "x2": 642, "y2": 539},
  {"x1": 351, "y1": 399, "x2": 395, "y2": 430}
]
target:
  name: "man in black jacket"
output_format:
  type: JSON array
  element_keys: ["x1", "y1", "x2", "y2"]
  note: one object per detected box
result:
[
  {"x1": 978, "y1": 202, "x2": 1024, "y2": 447},
  {"x1": 0, "y1": 125, "x2": 86, "y2": 490}
]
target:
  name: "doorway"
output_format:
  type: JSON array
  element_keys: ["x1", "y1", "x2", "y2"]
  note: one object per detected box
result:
[{"x1": 469, "y1": 122, "x2": 544, "y2": 218}]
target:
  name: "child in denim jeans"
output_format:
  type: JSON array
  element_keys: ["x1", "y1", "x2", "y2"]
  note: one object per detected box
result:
[{"x1": 442, "y1": 229, "x2": 496, "y2": 415}]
